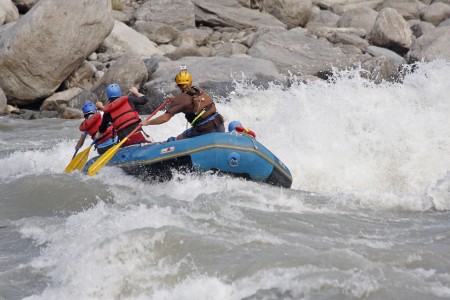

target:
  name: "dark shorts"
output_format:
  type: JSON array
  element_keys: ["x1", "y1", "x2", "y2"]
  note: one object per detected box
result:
[{"x1": 182, "y1": 114, "x2": 225, "y2": 138}]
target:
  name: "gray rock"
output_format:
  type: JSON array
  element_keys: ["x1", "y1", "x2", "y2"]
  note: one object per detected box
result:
[
  {"x1": 0, "y1": 86, "x2": 5, "y2": 113},
  {"x1": 133, "y1": 21, "x2": 180, "y2": 44},
  {"x1": 100, "y1": 20, "x2": 163, "y2": 58},
  {"x1": 38, "y1": 110, "x2": 60, "y2": 119},
  {"x1": 182, "y1": 27, "x2": 213, "y2": 47},
  {"x1": 262, "y1": 0, "x2": 313, "y2": 29},
  {"x1": 361, "y1": 55, "x2": 402, "y2": 83},
  {"x1": 0, "y1": 21, "x2": 14, "y2": 39},
  {"x1": 331, "y1": 0, "x2": 384, "y2": 15},
  {"x1": 9, "y1": 109, "x2": 36, "y2": 119},
  {"x1": 0, "y1": 0, "x2": 114, "y2": 105},
  {"x1": 192, "y1": 0, "x2": 286, "y2": 30},
  {"x1": 248, "y1": 28, "x2": 350, "y2": 76},
  {"x1": 420, "y1": 2, "x2": 450, "y2": 26},
  {"x1": 134, "y1": 0, "x2": 195, "y2": 30},
  {"x1": 311, "y1": 26, "x2": 367, "y2": 39},
  {"x1": 64, "y1": 61, "x2": 96, "y2": 90},
  {"x1": 68, "y1": 90, "x2": 99, "y2": 110},
  {"x1": 164, "y1": 45, "x2": 203, "y2": 60},
  {"x1": 438, "y1": 18, "x2": 450, "y2": 27},
  {"x1": 407, "y1": 26, "x2": 450, "y2": 62},
  {"x1": 377, "y1": 0, "x2": 425, "y2": 20},
  {"x1": 0, "y1": 0, "x2": 19, "y2": 25},
  {"x1": 326, "y1": 32, "x2": 369, "y2": 50},
  {"x1": 214, "y1": 42, "x2": 248, "y2": 57},
  {"x1": 337, "y1": 6, "x2": 378, "y2": 37},
  {"x1": 40, "y1": 87, "x2": 84, "y2": 111},
  {"x1": 306, "y1": 9, "x2": 341, "y2": 30},
  {"x1": 369, "y1": 8, "x2": 412, "y2": 53},
  {"x1": 91, "y1": 52, "x2": 148, "y2": 101},
  {"x1": 112, "y1": 10, "x2": 133, "y2": 24},
  {"x1": 365, "y1": 45, "x2": 407, "y2": 65},
  {"x1": 408, "y1": 19, "x2": 436, "y2": 37},
  {"x1": 4, "y1": 104, "x2": 19, "y2": 114},
  {"x1": 143, "y1": 57, "x2": 159, "y2": 80},
  {"x1": 60, "y1": 106, "x2": 83, "y2": 119}
]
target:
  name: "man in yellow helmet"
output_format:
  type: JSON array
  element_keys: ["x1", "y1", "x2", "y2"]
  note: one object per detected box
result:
[{"x1": 141, "y1": 67, "x2": 224, "y2": 140}]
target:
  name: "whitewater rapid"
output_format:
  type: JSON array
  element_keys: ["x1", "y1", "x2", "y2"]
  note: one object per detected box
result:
[{"x1": 1, "y1": 61, "x2": 450, "y2": 300}]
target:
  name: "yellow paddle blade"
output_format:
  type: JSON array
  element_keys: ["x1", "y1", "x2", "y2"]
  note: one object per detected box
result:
[
  {"x1": 87, "y1": 137, "x2": 128, "y2": 176},
  {"x1": 74, "y1": 148, "x2": 91, "y2": 171},
  {"x1": 64, "y1": 146, "x2": 92, "y2": 173}
]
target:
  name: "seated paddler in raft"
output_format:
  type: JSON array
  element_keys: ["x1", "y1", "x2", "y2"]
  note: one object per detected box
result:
[
  {"x1": 96, "y1": 83, "x2": 153, "y2": 147},
  {"x1": 75, "y1": 102, "x2": 118, "y2": 155},
  {"x1": 141, "y1": 65, "x2": 225, "y2": 142}
]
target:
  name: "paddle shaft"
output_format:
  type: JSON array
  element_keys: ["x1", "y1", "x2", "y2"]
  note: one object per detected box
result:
[{"x1": 71, "y1": 149, "x2": 79, "y2": 159}]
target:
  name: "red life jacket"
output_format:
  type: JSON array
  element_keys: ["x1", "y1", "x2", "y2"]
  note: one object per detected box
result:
[
  {"x1": 103, "y1": 96, "x2": 140, "y2": 131},
  {"x1": 79, "y1": 113, "x2": 114, "y2": 144}
]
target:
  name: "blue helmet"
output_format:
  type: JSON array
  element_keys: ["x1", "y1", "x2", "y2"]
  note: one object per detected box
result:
[
  {"x1": 82, "y1": 102, "x2": 96, "y2": 116},
  {"x1": 228, "y1": 121, "x2": 242, "y2": 132},
  {"x1": 106, "y1": 83, "x2": 121, "y2": 99}
]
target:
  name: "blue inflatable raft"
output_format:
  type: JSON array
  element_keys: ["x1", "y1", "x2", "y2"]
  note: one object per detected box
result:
[{"x1": 82, "y1": 132, "x2": 292, "y2": 188}]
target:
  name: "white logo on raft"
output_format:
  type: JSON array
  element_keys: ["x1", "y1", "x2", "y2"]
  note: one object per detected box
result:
[{"x1": 161, "y1": 146, "x2": 175, "y2": 154}]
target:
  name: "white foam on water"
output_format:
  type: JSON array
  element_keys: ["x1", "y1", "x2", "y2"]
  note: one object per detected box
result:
[{"x1": 5, "y1": 61, "x2": 450, "y2": 299}]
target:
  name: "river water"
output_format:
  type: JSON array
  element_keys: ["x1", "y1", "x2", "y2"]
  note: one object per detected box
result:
[{"x1": 1, "y1": 61, "x2": 450, "y2": 299}]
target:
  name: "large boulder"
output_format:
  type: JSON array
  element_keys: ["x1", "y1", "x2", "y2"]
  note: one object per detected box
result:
[
  {"x1": 134, "y1": 0, "x2": 195, "y2": 30},
  {"x1": 91, "y1": 52, "x2": 148, "y2": 101},
  {"x1": 306, "y1": 9, "x2": 341, "y2": 30},
  {"x1": 364, "y1": 45, "x2": 407, "y2": 65},
  {"x1": 100, "y1": 20, "x2": 163, "y2": 58},
  {"x1": 248, "y1": 28, "x2": 351, "y2": 76},
  {"x1": 330, "y1": 0, "x2": 384, "y2": 15},
  {"x1": 313, "y1": 0, "x2": 381, "y2": 11},
  {"x1": 192, "y1": 0, "x2": 286, "y2": 29},
  {"x1": 376, "y1": 0, "x2": 425, "y2": 20},
  {"x1": 360, "y1": 55, "x2": 402, "y2": 83},
  {"x1": 407, "y1": 26, "x2": 450, "y2": 62},
  {"x1": 420, "y1": 2, "x2": 450, "y2": 26},
  {"x1": 39, "y1": 87, "x2": 84, "y2": 112},
  {"x1": 0, "y1": 0, "x2": 114, "y2": 106},
  {"x1": 0, "y1": 0, "x2": 19, "y2": 25},
  {"x1": 408, "y1": 19, "x2": 436, "y2": 38},
  {"x1": 336, "y1": 6, "x2": 378, "y2": 36},
  {"x1": 369, "y1": 8, "x2": 412, "y2": 54},
  {"x1": 133, "y1": 21, "x2": 180, "y2": 44},
  {"x1": 262, "y1": 0, "x2": 313, "y2": 29}
]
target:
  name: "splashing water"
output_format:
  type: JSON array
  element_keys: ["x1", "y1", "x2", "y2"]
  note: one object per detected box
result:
[{"x1": 1, "y1": 61, "x2": 450, "y2": 300}]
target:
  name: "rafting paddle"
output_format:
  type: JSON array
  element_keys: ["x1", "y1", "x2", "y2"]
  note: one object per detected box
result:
[
  {"x1": 87, "y1": 97, "x2": 172, "y2": 176},
  {"x1": 64, "y1": 139, "x2": 98, "y2": 173}
]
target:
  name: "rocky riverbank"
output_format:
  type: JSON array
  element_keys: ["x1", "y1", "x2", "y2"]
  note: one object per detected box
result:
[{"x1": 0, "y1": 0, "x2": 449, "y2": 119}]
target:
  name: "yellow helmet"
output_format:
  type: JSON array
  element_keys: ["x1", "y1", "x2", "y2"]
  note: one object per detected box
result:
[{"x1": 175, "y1": 70, "x2": 192, "y2": 85}]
